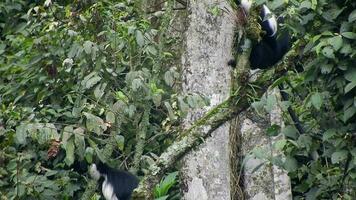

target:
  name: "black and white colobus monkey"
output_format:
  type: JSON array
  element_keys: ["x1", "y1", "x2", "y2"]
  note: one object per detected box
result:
[
  {"x1": 90, "y1": 162, "x2": 139, "y2": 200},
  {"x1": 230, "y1": 0, "x2": 291, "y2": 69}
]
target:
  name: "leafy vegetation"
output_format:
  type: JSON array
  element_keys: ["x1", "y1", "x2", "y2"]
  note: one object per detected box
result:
[
  {"x1": 0, "y1": 0, "x2": 195, "y2": 199},
  {"x1": 251, "y1": 0, "x2": 356, "y2": 199},
  {"x1": 0, "y1": 0, "x2": 355, "y2": 200}
]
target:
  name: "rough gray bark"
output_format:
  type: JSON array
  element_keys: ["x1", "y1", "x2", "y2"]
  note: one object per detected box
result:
[
  {"x1": 180, "y1": 1, "x2": 234, "y2": 199},
  {"x1": 239, "y1": 89, "x2": 292, "y2": 200},
  {"x1": 269, "y1": 89, "x2": 293, "y2": 200}
]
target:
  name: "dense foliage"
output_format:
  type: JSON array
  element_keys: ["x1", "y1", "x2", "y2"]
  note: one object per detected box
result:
[
  {"x1": 252, "y1": 0, "x2": 356, "y2": 199},
  {"x1": 1, "y1": 0, "x2": 355, "y2": 200},
  {"x1": 0, "y1": 0, "x2": 195, "y2": 199}
]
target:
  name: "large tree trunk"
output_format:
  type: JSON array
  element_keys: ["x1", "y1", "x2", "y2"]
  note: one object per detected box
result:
[
  {"x1": 180, "y1": 1, "x2": 292, "y2": 200},
  {"x1": 238, "y1": 89, "x2": 292, "y2": 199},
  {"x1": 180, "y1": 1, "x2": 234, "y2": 199}
]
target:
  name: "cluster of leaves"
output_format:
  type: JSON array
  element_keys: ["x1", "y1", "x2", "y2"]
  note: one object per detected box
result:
[
  {"x1": 0, "y1": 0, "x2": 200, "y2": 199},
  {"x1": 253, "y1": 0, "x2": 356, "y2": 199}
]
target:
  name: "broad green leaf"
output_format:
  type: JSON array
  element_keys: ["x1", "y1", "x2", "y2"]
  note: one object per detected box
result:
[
  {"x1": 147, "y1": 45, "x2": 157, "y2": 55},
  {"x1": 331, "y1": 150, "x2": 348, "y2": 164},
  {"x1": 115, "y1": 135, "x2": 125, "y2": 151},
  {"x1": 64, "y1": 137, "x2": 75, "y2": 166},
  {"x1": 15, "y1": 124, "x2": 28, "y2": 145},
  {"x1": 328, "y1": 36, "x2": 342, "y2": 51},
  {"x1": 284, "y1": 156, "x2": 298, "y2": 172},
  {"x1": 298, "y1": 135, "x2": 313, "y2": 151},
  {"x1": 178, "y1": 96, "x2": 189, "y2": 115},
  {"x1": 83, "y1": 41, "x2": 93, "y2": 54},
  {"x1": 322, "y1": 46, "x2": 335, "y2": 59},
  {"x1": 94, "y1": 83, "x2": 107, "y2": 100},
  {"x1": 342, "y1": 32, "x2": 356, "y2": 39},
  {"x1": 38, "y1": 123, "x2": 59, "y2": 144},
  {"x1": 273, "y1": 139, "x2": 287, "y2": 150},
  {"x1": 83, "y1": 112, "x2": 107, "y2": 134},
  {"x1": 164, "y1": 102, "x2": 176, "y2": 121},
  {"x1": 136, "y1": 30, "x2": 145, "y2": 47},
  {"x1": 343, "y1": 106, "x2": 356, "y2": 122},
  {"x1": 349, "y1": 10, "x2": 356, "y2": 22},
  {"x1": 344, "y1": 68, "x2": 356, "y2": 82},
  {"x1": 131, "y1": 78, "x2": 142, "y2": 91},
  {"x1": 85, "y1": 76, "x2": 101, "y2": 89},
  {"x1": 345, "y1": 81, "x2": 356, "y2": 94},
  {"x1": 281, "y1": 125, "x2": 298, "y2": 139},
  {"x1": 85, "y1": 147, "x2": 94, "y2": 163},
  {"x1": 300, "y1": 1, "x2": 311, "y2": 9},
  {"x1": 340, "y1": 43, "x2": 352, "y2": 55},
  {"x1": 311, "y1": 92, "x2": 323, "y2": 110},
  {"x1": 164, "y1": 71, "x2": 174, "y2": 87},
  {"x1": 152, "y1": 94, "x2": 162, "y2": 107},
  {"x1": 74, "y1": 128, "x2": 85, "y2": 160},
  {"x1": 105, "y1": 111, "x2": 115, "y2": 124},
  {"x1": 322, "y1": 130, "x2": 336, "y2": 141}
]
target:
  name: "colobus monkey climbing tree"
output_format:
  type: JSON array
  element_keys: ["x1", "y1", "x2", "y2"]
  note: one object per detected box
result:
[{"x1": 229, "y1": 0, "x2": 291, "y2": 69}]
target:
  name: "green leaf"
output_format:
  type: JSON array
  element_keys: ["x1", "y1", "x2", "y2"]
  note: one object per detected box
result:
[
  {"x1": 86, "y1": 76, "x2": 101, "y2": 89},
  {"x1": 115, "y1": 135, "x2": 125, "y2": 151},
  {"x1": 37, "y1": 123, "x2": 59, "y2": 144},
  {"x1": 105, "y1": 111, "x2": 115, "y2": 124},
  {"x1": 146, "y1": 45, "x2": 157, "y2": 55},
  {"x1": 343, "y1": 106, "x2": 356, "y2": 122},
  {"x1": 322, "y1": 130, "x2": 336, "y2": 141},
  {"x1": 321, "y1": 46, "x2": 335, "y2": 59},
  {"x1": 83, "y1": 41, "x2": 93, "y2": 54},
  {"x1": 62, "y1": 126, "x2": 74, "y2": 146},
  {"x1": 178, "y1": 96, "x2": 189, "y2": 115},
  {"x1": 328, "y1": 36, "x2": 343, "y2": 51},
  {"x1": 311, "y1": 92, "x2": 323, "y2": 110},
  {"x1": 298, "y1": 135, "x2": 313, "y2": 151},
  {"x1": 15, "y1": 124, "x2": 28, "y2": 145},
  {"x1": 85, "y1": 147, "x2": 94, "y2": 163},
  {"x1": 342, "y1": 32, "x2": 356, "y2": 39},
  {"x1": 349, "y1": 10, "x2": 356, "y2": 22},
  {"x1": 94, "y1": 83, "x2": 107, "y2": 100},
  {"x1": 164, "y1": 102, "x2": 176, "y2": 121},
  {"x1": 273, "y1": 139, "x2": 287, "y2": 150},
  {"x1": 345, "y1": 81, "x2": 356, "y2": 94},
  {"x1": 84, "y1": 112, "x2": 107, "y2": 134},
  {"x1": 300, "y1": 1, "x2": 312, "y2": 9},
  {"x1": 266, "y1": 124, "x2": 280, "y2": 136},
  {"x1": 331, "y1": 150, "x2": 348, "y2": 164},
  {"x1": 284, "y1": 156, "x2": 298, "y2": 172},
  {"x1": 74, "y1": 128, "x2": 85, "y2": 160},
  {"x1": 64, "y1": 137, "x2": 75, "y2": 166},
  {"x1": 281, "y1": 125, "x2": 298, "y2": 139},
  {"x1": 132, "y1": 78, "x2": 142, "y2": 91},
  {"x1": 136, "y1": 30, "x2": 145, "y2": 47},
  {"x1": 154, "y1": 172, "x2": 178, "y2": 197},
  {"x1": 344, "y1": 68, "x2": 356, "y2": 81},
  {"x1": 164, "y1": 70, "x2": 174, "y2": 87}
]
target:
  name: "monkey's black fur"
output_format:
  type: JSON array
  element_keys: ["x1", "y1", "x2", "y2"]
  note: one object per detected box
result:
[
  {"x1": 92, "y1": 162, "x2": 139, "y2": 200},
  {"x1": 229, "y1": 2, "x2": 290, "y2": 69},
  {"x1": 249, "y1": 30, "x2": 290, "y2": 69}
]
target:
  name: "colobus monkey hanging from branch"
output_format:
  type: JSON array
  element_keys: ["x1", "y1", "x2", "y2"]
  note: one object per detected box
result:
[
  {"x1": 229, "y1": 0, "x2": 291, "y2": 69},
  {"x1": 90, "y1": 161, "x2": 139, "y2": 200}
]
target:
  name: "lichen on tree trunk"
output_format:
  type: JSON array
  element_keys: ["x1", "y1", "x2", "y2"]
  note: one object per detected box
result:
[{"x1": 180, "y1": 0, "x2": 235, "y2": 199}]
